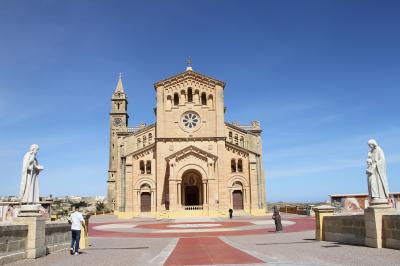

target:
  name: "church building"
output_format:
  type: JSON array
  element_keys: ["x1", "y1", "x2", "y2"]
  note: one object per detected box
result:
[{"x1": 107, "y1": 65, "x2": 266, "y2": 218}]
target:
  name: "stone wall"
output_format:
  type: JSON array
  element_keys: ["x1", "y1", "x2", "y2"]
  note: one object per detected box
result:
[
  {"x1": 323, "y1": 215, "x2": 365, "y2": 245},
  {"x1": 0, "y1": 222, "x2": 71, "y2": 265},
  {"x1": 383, "y1": 215, "x2": 400, "y2": 250},
  {"x1": 45, "y1": 222, "x2": 71, "y2": 254},
  {"x1": 0, "y1": 224, "x2": 28, "y2": 264}
]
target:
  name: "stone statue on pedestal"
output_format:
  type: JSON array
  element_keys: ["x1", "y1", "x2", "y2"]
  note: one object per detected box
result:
[
  {"x1": 366, "y1": 139, "x2": 389, "y2": 205},
  {"x1": 19, "y1": 144, "x2": 44, "y2": 204}
]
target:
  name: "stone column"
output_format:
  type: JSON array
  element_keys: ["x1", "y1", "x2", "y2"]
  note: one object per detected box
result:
[
  {"x1": 364, "y1": 204, "x2": 395, "y2": 248},
  {"x1": 14, "y1": 205, "x2": 46, "y2": 259},
  {"x1": 313, "y1": 205, "x2": 335, "y2": 241},
  {"x1": 168, "y1": 179, "x2": 177, "y2": 211},
  {"x1": 151, "y1": 191, "x2": 155, "y2": 211},
  {"x1": 177, "y1": 182, "x2": 182, "y2": 208},
  {"x1": 202, "y1": 181, "x2": 208, "y2": 204}
]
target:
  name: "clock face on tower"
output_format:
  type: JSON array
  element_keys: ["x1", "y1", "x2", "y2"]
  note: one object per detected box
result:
[
  {"x1": 180, "y1": 111, "x2": 201, "y2": 132},
  {"x1": 113, "y1": 118, "x2": 123, "y2": 127}
]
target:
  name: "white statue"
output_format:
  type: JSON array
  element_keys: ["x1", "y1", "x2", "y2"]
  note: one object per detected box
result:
[
  {"x1": 19, "y1": 144, "x2": 44, "y2": 204},
  {"x1": 366, "y1": 139, "x2": 389, "y2": 204}
]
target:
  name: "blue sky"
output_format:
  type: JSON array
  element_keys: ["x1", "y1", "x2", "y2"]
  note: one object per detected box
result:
[{"x1": 0, "y1": 1, "x2": 399, "y2": 202}]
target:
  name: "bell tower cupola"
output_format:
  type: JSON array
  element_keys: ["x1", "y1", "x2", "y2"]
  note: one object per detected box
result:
[{"x1": 111, "y1": 73, "x2": 129, "y2": 127}]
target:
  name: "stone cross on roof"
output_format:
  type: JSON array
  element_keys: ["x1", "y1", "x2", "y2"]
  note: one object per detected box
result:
[{"x1": 186, "y1": 57, "x2": 193, "y2": 71}]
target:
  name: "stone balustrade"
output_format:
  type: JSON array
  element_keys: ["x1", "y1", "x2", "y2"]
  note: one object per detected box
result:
[{"x1": 184, "y1": 205, "x2": 203, "y2": 211}]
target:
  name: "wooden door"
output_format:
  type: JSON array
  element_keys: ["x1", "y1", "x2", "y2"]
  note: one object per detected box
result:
[
  {"x1": 232, "y1": 191, "x2": 244, "y2": 210},
  {"x1": 141, "y1": 192, "x2": 151, "y2": 212}
]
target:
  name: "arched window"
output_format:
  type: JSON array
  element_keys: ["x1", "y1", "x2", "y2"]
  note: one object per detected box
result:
[
  {"x1": 228, "y1": 132, "x2": 233, "y2": 142},
  {"x1": 166, "y1": 95, "x2": 172, "y2": 110},
  {"x1": 238, "y1": 159, "x2": 243, "y2": 172},
  {"x1": 146, "y1": 160, "x2": 151, "y2": 174},
  {"x1": 240, "y1": 136, "x2": 244, "y2": 147},
  {"x1": 208, "y1": 95, "x2": 213, "y2": 108},
  {"x1": 137, "y1": 138, "x2": 141, "y2": 149},
  {"x1": 187, "y1": 88, "x2": 193, "y2": 102},
  {"x1": 234, "y1": 134, "x2": 238, "y2": 145},
  {"x1": 231, "y1": 159, "x2": 236, "y2": 172},
  {"x1": 180, "y1": 90, "x2": 186, "y2": 103},
  {"x1": 143, "y1": 135, "x2": 147, "y2": 146},
  {"x1": 194, "y1": 90, "x2": 200, "y2": 104},
  {"x1": 117, "y1": 103, "x2": 120, "y2": 110},
  {"x1": 140, "y1": 161, "x2": 145, "y2": 174},
  {"x1": 173, "y1": 93, "x2": 179, "y2": 105},
  {"x1": 148, "y1": 133, "x2": 152, "y2": 144},
  {"x1": 201, "y1": 92, "x2": 207, "y2": 105}
]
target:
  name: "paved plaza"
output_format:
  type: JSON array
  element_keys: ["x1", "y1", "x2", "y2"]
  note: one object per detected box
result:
[{"x1": 8, "y1": 214, "x2": 400, "y2": 266}]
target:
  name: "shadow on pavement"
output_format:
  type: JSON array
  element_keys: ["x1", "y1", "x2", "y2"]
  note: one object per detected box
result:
[
  {"x1": 256, "y1": 241, "x2": 314, "y2": 245},
  {"x1": 321, "y1": 245, "x2": 342, "y2": 248}
]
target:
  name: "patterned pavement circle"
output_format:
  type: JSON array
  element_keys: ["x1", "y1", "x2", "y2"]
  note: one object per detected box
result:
[
  {"x1": 167, "y1": 223, "x2": 222, "y2": 228},
  {"x1": 89, "y1": 217, "x2": 314, "y2": 238}
]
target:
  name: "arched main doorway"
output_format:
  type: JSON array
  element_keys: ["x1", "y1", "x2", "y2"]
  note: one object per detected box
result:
[
  {"x1": 232, "y1": 181, "x2": 244, "y2": 210},
  {"x1": 139, "y1": 183, "x2": 151, "y2": 212},
  {"x1": 181, "y1": 171, "x2": 203, "y2": 206}
]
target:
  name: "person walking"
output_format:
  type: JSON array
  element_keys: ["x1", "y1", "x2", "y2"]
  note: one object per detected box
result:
[
  {"x1": 229, "y1": 208, "x2": 233, "y2": 219},
  {"x1": 272, "y1": 206, "x2": 283, "y2": 232},
  {"x1": 68, "y1": 206, "x2": 86, "y2": 255}
]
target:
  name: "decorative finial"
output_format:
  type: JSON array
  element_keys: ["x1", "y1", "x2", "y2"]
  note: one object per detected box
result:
[
  {"x1": 114, "y1": 72, "x2": 125, "y2": 93},
  {"x1": 186, "y1": 57, "x2": 193, "y2": 71}
]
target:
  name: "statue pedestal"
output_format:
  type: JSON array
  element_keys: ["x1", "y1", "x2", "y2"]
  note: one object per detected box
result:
[
  {"x1": 364, "y1": 204, "x2": 395, "y2": 248},
  {"x1": 313, "y1": 205, "x2": 335, "y2": 241},
  {"x1": 18, "y1": 204, "x2": 41, "y2": 217},
  {"x1": 14, "y1": 205, "x2": 46, "y2": 258}
]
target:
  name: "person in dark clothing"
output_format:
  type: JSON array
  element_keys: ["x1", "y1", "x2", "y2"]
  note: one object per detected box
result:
[
  {"x1": 272, "y1": 206, "x2": 283, "y2": 232},
  {"x1": 229, "y1": 208, "x2": 233, "y2": 219}
]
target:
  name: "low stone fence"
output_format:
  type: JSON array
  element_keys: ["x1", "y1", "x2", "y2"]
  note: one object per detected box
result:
[
  {"x1": 383, "y1": 215, "x2": 400, "y2": 250},
  {"x1": 324, "y1": 215, "x2": 365, "y2": 245},
  {"x1": 0, "y1": 222, "x2": 71, "y2": 265},
  {"x1": 0, "y1": 224, "x2": 28, "y2": 264},
  {"x1": 45, "y1": 222, "x2": 71, "y2": 254},
  {"x1": 314, "y1": 205, "x2": 400, "y2": 250}
]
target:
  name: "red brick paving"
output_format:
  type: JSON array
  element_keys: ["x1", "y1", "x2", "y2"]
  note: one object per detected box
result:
[
  {"x1": 164, "y1": 237, "x2": 264, "y2": 265},
  {"x1": 89, "y1": 217, "x2": 314, "y2": 238}
]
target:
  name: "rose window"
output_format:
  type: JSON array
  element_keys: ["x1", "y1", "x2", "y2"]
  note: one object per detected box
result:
[{"x1": 181, "y1": 112, "x2": 200, "y2": 129}]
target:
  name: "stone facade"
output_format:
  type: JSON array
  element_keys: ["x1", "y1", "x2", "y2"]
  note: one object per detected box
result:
[{"x1": 107, "y1": 68, "x2": 266, "y2": 218}]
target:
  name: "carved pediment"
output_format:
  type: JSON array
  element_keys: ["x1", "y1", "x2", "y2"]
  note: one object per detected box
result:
[
  {"x1": 126, "y1": 143, "x2": 155, "y2": 159},
  {"x1": 225, "y1": 142, "x2": 250, "y2": 158},
  {"x1": 154, "y1": 70, "x2": 225, "y2": 90},
  {"x1": 165, "y1": 145, "x2": 218, "y2": 162}
]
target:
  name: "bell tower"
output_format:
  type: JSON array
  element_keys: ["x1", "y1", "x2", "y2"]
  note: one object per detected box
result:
[{"x1": 107, "y1": 73, "x2": 129, "y2": 206}]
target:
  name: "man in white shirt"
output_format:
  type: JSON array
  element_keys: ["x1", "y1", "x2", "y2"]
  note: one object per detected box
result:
[{"x1": 68, "y1": 207, "x2": 86, "y2": 255}]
